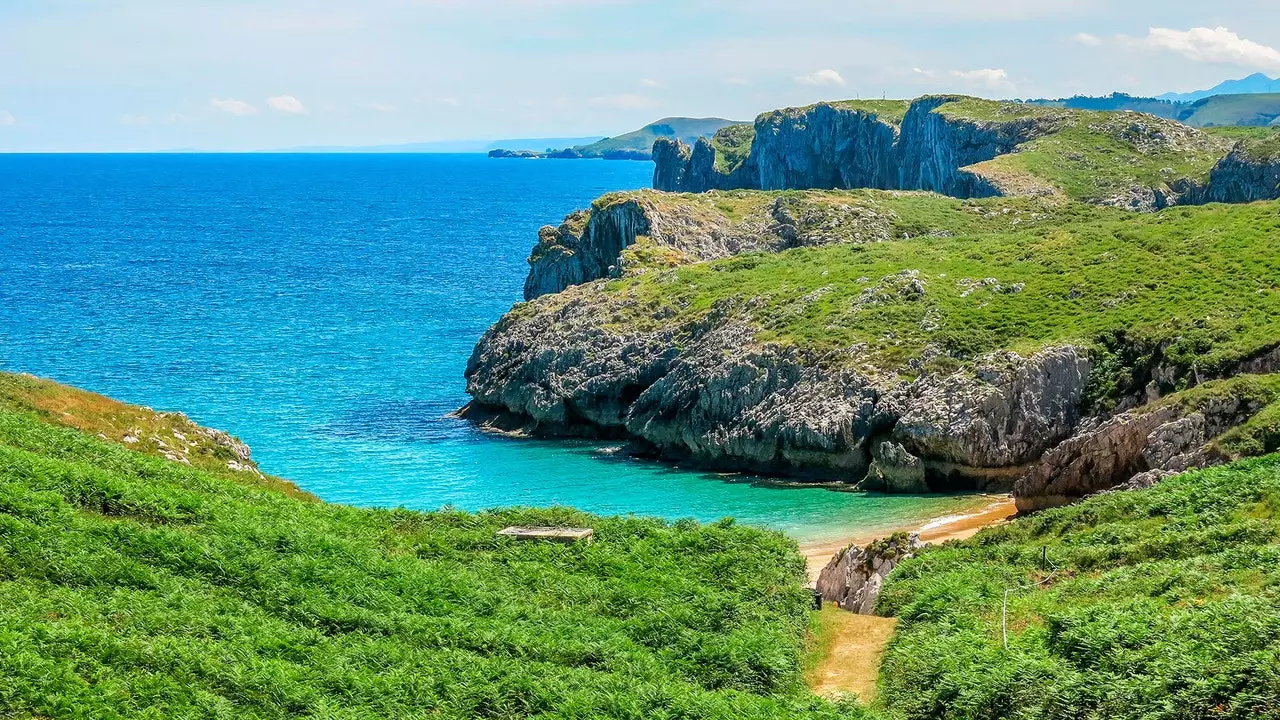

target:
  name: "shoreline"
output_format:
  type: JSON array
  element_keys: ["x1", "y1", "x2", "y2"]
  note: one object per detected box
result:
[{"x1": 800, "y1": 495, "x2": 1018, "y2": 581}]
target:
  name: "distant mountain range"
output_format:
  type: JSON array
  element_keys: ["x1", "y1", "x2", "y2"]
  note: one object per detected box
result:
[
  {"x1": 489, "y1": 117, "x2": 746, "y2": 161},
  {"x1": 1158, "y1": 72, "x2": 1280, "y2": 103}
]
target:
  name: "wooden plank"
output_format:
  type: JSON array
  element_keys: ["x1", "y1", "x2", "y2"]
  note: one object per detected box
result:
[{"x1": 497, "y1": 526, "x2": 594, "y2": 543}]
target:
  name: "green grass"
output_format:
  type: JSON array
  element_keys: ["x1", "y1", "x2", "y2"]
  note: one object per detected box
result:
[
  {"x1": 875, "y1": 454, "x2": 1280, "y2": 719},
  {"x1": 1235, "y1": 133, "x2": 1280, "y2": 162},
  {"x1": 599, "y1": 193, "x2": 1280, "y2": 387},
  {"x1": 1202, "y1": 125, "x2": 1280, "y2": 142},
  {"x1": 1177, "y1": 93, "x2": 1280, "y2": 128},
  {"x1": 711, "y1": 124, "x2": 756, "y2": 174},
  {"x1": 819, "y1": 100, "x2": 912, "y2": 125},
  {"x1": 955, "y1": 106, "x2": 1231, "y2": 203},
  {"x1": 0, "y1": 392, "x2": 866, "y2": 719}
]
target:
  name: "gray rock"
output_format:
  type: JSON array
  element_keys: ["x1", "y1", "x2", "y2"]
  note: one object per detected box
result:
[
  {"x1": 466, "y1": 284, "x2": 1099, "y2": 490},
  {"x1": 1184, "y1": 141, "x2": 1280, "y2": 205},
  {"x1": 816, "y1": 533, "x2": 922, "y2": 614},
  {"x1": 652, "y1": 95, "x2": 1060, "y2": 197},
  {"x1": 1014, "y1": 389, "x2": 1272, "y2": 512}
]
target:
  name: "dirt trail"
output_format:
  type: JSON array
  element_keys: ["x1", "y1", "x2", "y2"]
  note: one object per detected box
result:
[
  {"x1": 809, "y1": 607, "x2": 897, "y2": 700},
  {"x1": 803, "y1": 496, "x2": 1017, "y2": 697}
]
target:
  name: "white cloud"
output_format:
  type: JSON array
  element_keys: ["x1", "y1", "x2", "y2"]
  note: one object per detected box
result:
[
  {"x1": 914, "y1": 67, "x2": 1013, "y2": 91},
  {"x1": 121, "y1": 114, "x2": 151, "y2": 126},
  {"x1": 587, "y1": 93, "x2": 657, "y2": 109},
  {"x1": 951, "y1": 68, "x2": 1011, "y2": 89},
  {"x1": 1142, "y1": 26, "x2": 1280, "y2": 71},
  {"x1": 211, "y1": 98, "x2": 257, "y2": 116},
  {"x1": 639, "y1": 78, "x2": 664, "y2": 89},
  {"x1": 438, "y1": 97, "x2": 462, "y2": 107},
  {"x1": 1072, "y1": 32, "x2": 1102, "y2": 46},
  {"x1": 0, "y1": 110, "x2": 14, "y2": 126},
  {"x1": 369, "y1": 103, "x2": 397, "y2": 113},
  {"x1": 266, "y1": 95, "x2": 308, "y2": 114},
  {"x1": 724, "y1": 77, "x2": 750, "y2": 86},
  {"x1": 796, "y1": 69, "x2": 846, "y2": 86}
]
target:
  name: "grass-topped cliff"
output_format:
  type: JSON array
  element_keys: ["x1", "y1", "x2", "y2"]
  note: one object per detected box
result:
[
  {"x1": 655, "y1": 95, "x2": 1280, "y2": 211},
  {"x1": 468, "y1": 188, "x2": 1280, "y2": 495},
  {"x1": 0, "y1": 372, "x2": 854, "y2": 719}
]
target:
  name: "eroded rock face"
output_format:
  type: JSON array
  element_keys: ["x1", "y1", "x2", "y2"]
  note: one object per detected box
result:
[
  {"x1": 654, "y1": 96, "x2": 1058, "y2": 196},
  {"x1": 1185, "y1": 142, "x2": 1280, "y2": 205},
  {"x1": 1014, "y1": 392, "x2": 1270, "y2": 512},
  {"x1": 523, "y1": 192, "x2": 903, "y2": 299},
  {"x1": 886, "y1": 348, "x2": 1092, "y2": 477},
  {"x1": 816, "y1": 533, "x2": 922, "y2": 615},
  {"x1": 465, "y1": 284, "x2": 1096, "y2": 489},
  {"x1": 523, "y1": 202, "x2": 650, "y2": 300}
]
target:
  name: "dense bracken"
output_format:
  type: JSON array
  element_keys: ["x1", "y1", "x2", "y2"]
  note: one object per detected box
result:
[
  {"x1": 0, "y1": 380, "x2": 862, "y2": 719},
  {"x1": 877, "y1": 454, "x2": 1280, "y2": 719}
]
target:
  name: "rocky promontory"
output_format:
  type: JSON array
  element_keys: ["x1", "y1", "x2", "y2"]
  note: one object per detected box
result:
[{"x1": 467, "y1": 187, "x2": 1280, "y2": 499}]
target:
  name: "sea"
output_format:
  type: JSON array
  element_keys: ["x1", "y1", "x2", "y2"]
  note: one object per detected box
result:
[{"x1": 0, "y1": 153, "x2": 990, "y2": 544}]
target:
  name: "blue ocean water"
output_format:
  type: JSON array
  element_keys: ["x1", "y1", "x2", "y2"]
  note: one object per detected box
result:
[{"x1": 0, "y1": 153, "x2": 987, "y2": 543}]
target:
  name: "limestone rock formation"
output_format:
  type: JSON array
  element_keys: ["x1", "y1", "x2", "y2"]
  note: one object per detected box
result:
[
  {"x1": 654, "y1": 96, "x2": 1034, "y2": 196},
  {"x1": 523, "y1": 191, "x2": 900, "y2": 299},
  {"x1": 1185, "y1": 138, "x2": 1280, "y2": 204},
  {"x1": 466, "y1": 281, "x2": 1097, "y2": 490},
  {"x1": 816, "y1": 533, "x2": 922, "y2": 614},
  {"x1": 1014, "y1": 388, "x2": 1274, "y2": 512}
]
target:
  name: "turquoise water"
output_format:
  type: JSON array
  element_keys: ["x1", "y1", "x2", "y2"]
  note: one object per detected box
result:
[{"x1": 0, "y1": 153, "x2": 987, "y2": 543}]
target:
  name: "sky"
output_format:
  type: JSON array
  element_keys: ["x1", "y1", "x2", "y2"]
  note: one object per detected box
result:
[{"x1": 2, "y1": 0, "x2": 1279, "y2": 151}]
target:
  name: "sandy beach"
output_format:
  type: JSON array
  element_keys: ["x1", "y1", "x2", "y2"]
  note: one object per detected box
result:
[{"x1": 801, "y1": 495, "x2": 1018, "y2": 580}]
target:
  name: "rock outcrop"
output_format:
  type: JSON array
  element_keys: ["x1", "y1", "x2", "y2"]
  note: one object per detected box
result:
[
  {"x1": 653, "y1": 95, "x2": 1240, "y2": 211},
  {"x1": 1184, "y1": 138, "x2": 1280, "y2": 204},
  {"x1": 1014, "y1": 382, "x2": 1278, "y2": 512},
  {"x1": 523, "y1": 191, "x2": 901, "y2": 299},
  {"x1": 466, "y1": 278, "x2": 1093, "y2": 490},
  {"x1": 816, "y1": 533, "x2": 922, "y2": 614},
  {"x1": 654, "y1": 96, "x2": 1040, "y2": 196}
]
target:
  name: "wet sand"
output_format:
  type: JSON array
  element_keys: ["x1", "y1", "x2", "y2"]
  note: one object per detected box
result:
[{"x1": 801, "y1": 495, "x2": 1017, "y2": 581}]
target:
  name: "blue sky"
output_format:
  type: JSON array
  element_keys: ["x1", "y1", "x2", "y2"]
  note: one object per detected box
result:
[{"x1": 2, "y1": 0, "x2": 1278, "y2": 151}]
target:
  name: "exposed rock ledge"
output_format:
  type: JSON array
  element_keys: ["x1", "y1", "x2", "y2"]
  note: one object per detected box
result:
[
  {"x1": 464, "y1": 282, "x2": 1091, "y2": 492},
  {"x1": 524, "y1": 189, "x2": 904, "y2": 299},
  {"x1": 817, "y1": 533, "x2": 922, "y2": 615}
]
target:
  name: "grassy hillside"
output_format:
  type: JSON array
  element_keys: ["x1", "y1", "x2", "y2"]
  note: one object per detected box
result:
[
  {"x1": 574, "y1": 118, "x2": 746, "y2": 157},
  {"x1": 0, "y1": 374, "x2": 860, "y2": 719},
  {"x1": 1177, "y1": 93, "x2": 1280, "y2": 128},
  {"x1": 876, "y1": 454, "x2": 1280, "y2": 719},
  {"x1": 599, "y1": 191, "x2": 1279, "y2": 393},
  {"x1": 935, "y1": 98, "x2": 1231, "y2": 204}
]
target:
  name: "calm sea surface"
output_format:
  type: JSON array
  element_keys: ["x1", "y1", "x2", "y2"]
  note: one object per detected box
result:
[{"x1": 0, "y1": 154, "x2": 988, "y2": 543}]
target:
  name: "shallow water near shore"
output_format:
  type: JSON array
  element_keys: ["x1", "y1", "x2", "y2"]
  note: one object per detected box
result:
[{"x1": 1, "y1": 153, "x2": 991, "y2": 544}]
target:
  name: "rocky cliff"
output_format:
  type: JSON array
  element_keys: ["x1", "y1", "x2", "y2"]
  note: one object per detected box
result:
[
  {"x1": 654, "y1": 96, "x2": 1037, "y2": 196},
  {"x1": 654, "y1": 95, "x2": 1237, "y2": 210},
  {"x1": 1184, "y1": 136, "x2": 1280, "y2": 204},
  {"x1": 467, "y1": 278, "x2": 1092, "y2": 491},
  {"x1": 470, "y1": 190, "x2": 1280, "y2": 499},
  {"x1": 1015, "y1": 373, "x2": 1280, "y2": 511},
  {"x1": 523, "y1": 190, "x2": 901, "y2": 299}
]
